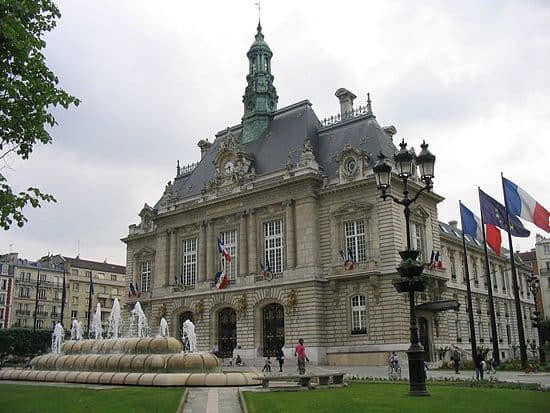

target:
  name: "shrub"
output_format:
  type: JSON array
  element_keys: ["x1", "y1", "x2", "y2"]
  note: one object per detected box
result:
[{"x1": 0, "y1": 328, "x2": 51, "y2": 358}]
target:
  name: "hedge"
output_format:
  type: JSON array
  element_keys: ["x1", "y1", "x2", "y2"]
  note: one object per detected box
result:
[{"x1": 0, "y1": 328, "x2": 52, "y2": 357}]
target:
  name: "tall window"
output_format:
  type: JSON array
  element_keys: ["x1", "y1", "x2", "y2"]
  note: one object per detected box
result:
[
  {"x1": 455, "y1": 318, "x2": 462, "y2": 341},
  {"x1": 473, "y1": 261, "x2": 479, "y2": 285},
  {"x1": 220, "y1": 230, "x2": 238, "y2": 280},
  {"x1": 182, "y1": 238, "x2": 197, "y2": 286},
  {"x1": 460, "y1": 253, "x2": 466, "y2": 283},
  {"x1": 38, "y1": 288, "x2": 46, "y2": 299},
  {"x1": 264, "y1": 220, "x2": 284, "y2": 273},
  {"x1": 411, "y1": 221, "x2": 425, "y2": 260},
  {"x1": 140, "y1": 261, "x2": 152, "y2": 292},
  {"x1": 345, "y1": 220, "x2": 366, "y2": 262},
  {"x1": 478, "y1": 321, "x2": 484, "y2": 341},
  {"x1": 450, "y1": 255, "x2": 457, "y2": 280},
  {"x1": 350, "y1": 295, "x2": 367, "y2": 334}
]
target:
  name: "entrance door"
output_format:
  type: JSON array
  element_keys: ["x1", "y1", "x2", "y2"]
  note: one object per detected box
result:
[
  {"x1": 218, "y1": 307, "x2": 237, "y2": 358},
  {"x1": 179, "y1": 311, "x2": 194, "y2": 344},
  {"x1": 419, "y1": 316, "x2": 431, "y2": 362},
  {"x1": 262, "y1": 303, "x2": 285, "y2": 357}
]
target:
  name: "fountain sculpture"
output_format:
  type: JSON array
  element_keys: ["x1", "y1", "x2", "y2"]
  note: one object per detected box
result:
[
  {"x1": 0, "y1": 301, "x2": 261, "y2": 387},
  {"x1": 159, "y1": 317, "x2": 169, "y2": 338},
  {"x1": 182, "y1": 319, "x2": 197, "y2": 353}
]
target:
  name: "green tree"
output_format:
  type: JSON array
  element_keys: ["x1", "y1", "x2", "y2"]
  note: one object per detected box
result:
[{"x1": 0, "y1": 0, "x2": 80, "y2": 229}]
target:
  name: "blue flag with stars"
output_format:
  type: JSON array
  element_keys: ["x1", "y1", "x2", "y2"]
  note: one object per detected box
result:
[{"x1": 479, "y1": 188, "x2": 530, "y2": 237}]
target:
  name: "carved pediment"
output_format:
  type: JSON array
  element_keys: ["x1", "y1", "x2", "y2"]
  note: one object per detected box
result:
[
  {"x1": 134, "y1": 246, "x2": 155, "y2": 259},
  {"x1": 410, "y1": 205, "x2": 430, "y2": 221},
  {"x1": 138, "y1": 204, "x2": 155, "y2": 231},
  {"x1": 332, "y1": 200, "x2": 374, "y2": 217},
  {"x1": 209, "y1": 128, "x2": 256, "y2": 191}
]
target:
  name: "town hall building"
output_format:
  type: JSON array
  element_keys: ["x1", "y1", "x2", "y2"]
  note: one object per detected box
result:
[{"x1": 122, "y1": 23, "x2": 536, "y2": 365}]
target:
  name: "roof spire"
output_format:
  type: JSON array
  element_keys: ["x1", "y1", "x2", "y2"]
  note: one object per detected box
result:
[
  {"x1": 366, "y1": 92, "x2": 374, "y2": 117},
  {"x1": 255, "y1": 1, "x2": 262, "y2": 31}
]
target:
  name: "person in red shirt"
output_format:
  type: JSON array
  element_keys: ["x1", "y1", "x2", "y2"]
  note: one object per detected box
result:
[{"x1": 294, "y1": 338, "x2": 309, "y2": 374}]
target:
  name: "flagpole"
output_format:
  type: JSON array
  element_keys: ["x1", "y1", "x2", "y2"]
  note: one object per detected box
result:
[
  {"x1": 87, "y1": 272, "x2": 93, "y2": 338},
  {"x1": 478, "y1": 188, "x2": 500, "y2": 365},
  {"x1": 501, "y1": 173, "x2": 528, "y2": 368},
  {"x1": 60, "y1": 266, "x2": 66, "y2": 327},
  {"x1": 459, "y1": 201, "x2": 478, "y2": 362}
]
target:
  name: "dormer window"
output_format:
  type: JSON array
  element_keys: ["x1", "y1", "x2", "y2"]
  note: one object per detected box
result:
[{"x1": 345, "y1": 158, "x2": 357, "y2": 175}]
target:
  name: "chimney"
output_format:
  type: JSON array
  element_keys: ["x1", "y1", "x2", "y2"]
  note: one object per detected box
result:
[
  {"x1": 335, "y1": 88, "x2": 357, "y2": 117},
  {"x1": 197, "y1": 139, "x2": 212, "y2": 159},
  {"x1": 448, "y1": 220, "x2": 458, "y2": 229}
]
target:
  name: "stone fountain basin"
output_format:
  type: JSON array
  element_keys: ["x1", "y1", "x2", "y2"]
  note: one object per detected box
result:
[{"x1": 62, "y1": 337, "x2": 183, "y2": 355}]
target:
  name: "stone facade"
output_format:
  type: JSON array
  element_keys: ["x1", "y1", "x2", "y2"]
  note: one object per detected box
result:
[{"x1": 122, "y1": 24, "x2": 536, "y2": 365}]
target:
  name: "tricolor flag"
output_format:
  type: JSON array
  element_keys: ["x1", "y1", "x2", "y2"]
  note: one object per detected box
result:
[
  {"x1": 129, "y1": 283, "x2": 137, "y2": 298},
  {"x1": 479, "y1": 189, "x2": 530, "y2": 238},
  {"x1": 339, "y1": 250, "x2": 354, "y2": 270},
  {"x1": 215, "y1": 270, "x2": 228, "y2": 289},
  {"x1": 460, "y1": 201, "x2": 501, "y2": 256},
  {"x1": 428, "y1": 250, "x2": 443, "y2": 269},
  {"x1": 503, "y1": 176, "x2": 550, "y2": 233},
  {"x1": 217, "y1": 238, "x2": 231, "y2": 261}
]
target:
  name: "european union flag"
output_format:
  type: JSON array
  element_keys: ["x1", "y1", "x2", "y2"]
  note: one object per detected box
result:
[{"x1": 479, "y1": 189, "x2": 530, "y2": 237}]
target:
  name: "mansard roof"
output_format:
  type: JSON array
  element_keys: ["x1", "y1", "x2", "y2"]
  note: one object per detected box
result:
[{"x1": 158, "y1": 98, "x2": 398, "y2": 207}]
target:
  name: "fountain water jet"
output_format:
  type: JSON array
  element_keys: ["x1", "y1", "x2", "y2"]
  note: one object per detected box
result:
[
  {"x1": 159, "y1": 317, "x2": 169, "y2": 337},
  {"x1": 51, "y1": 323, "x2": 64, "y2": 355},
  {"x1": 107, "y1": 298, "x2": 122, "y2": 339},
  {"x1": 90, "y1": 303, "x2": 103, "y2": 339},
  {"x1": 70, "y1": 319, "x2": 83, "y2": 341},
  {"x1": 182, "y1": 319, "x2": 197, "y2": 353},
  {"x1": 128, "y1": 301, "x2": 149, "y2": 338}
]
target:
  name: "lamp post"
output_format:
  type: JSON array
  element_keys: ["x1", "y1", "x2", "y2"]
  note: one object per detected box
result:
[
  {"x1": 526, "y1": 274, "x2": 545, "y2": 363},
  {"x1": 374, "y1": 139, "x2": 435, "y2": 397}
]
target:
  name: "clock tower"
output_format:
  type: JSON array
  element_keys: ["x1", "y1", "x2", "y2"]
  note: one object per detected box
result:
[{"x1": 241, "y1": 22, "x2": 278, "y2": 144}]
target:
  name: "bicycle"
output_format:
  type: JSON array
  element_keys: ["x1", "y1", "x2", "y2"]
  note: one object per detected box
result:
[{"x1": 388, "y1": 363, "x2": 402, "y2": 380}]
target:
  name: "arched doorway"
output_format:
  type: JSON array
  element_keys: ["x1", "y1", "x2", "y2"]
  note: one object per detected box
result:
[
  {"x1": 218, "y1": 307, "x2": 237, "y2": 358},
  {"x1": 262, "y1": 303, "x2": 285, "y2": 357},
  {"x1": 419, "y1": 316, "x2": 431, "y2": 362},
  {"x1": 178, "y1": 311, "x2": 194, "y2": 343}
]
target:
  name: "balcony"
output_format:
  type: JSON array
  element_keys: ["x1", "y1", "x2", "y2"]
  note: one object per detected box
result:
[
  {"x1": 51, "y1": 313, "x2": 59, "y2": 319},
  {"x1": 15, "y1": 310, "x2": 30, "y2": 316},
  {"x1": 36, "y1": 311, "x2": 48, "y2": 317}
]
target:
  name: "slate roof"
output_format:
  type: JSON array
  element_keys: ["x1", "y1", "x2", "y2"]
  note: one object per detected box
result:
[
  {"x1": 159, "y1": 98, "x2": 399, "y2": 207},
  {"x1": 65, "y1": 256, "x2": 126, "y2": 274}
]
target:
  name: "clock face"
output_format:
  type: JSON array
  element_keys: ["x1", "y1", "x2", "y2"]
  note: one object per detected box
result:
[
  {"x1": 224, "y1": 161, "x2": 234, "y2": 174},
  {"x1": 345, "y1": 158, "x2": 357, "y2": 174}
]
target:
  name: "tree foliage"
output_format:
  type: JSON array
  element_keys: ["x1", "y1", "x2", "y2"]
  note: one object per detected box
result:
[
  {"x1": 0, "y1": 328, "x2": 52, "y2": 357},
  {"x1": 0, "y1": 0, "x2": 80, "y2": 229}
]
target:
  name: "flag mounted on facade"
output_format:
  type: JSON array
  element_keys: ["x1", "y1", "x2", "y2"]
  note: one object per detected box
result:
[
  {"x1": 217, "y1": 238, "x2": 231, "y2": 261},
  {"x1": 428, "y1": 250, "x2": 443, "y2": 269},
  {"x1": 503, "y1": 176, "x2": 550, "y2": 232},
  {"x1": 215, "y1": 270, "x2": 228, "y2": 289},
  {"x1": 260, "y1": 262, "x2": 273, "y2": 280},
  {"x1": 129, "y1": 283, "x2": 137, "y2": 298},
  {"x1": 339, "y1": 250, "x2": 354, "y2": 270},
  {"x1": 479, "y1": 189, "x2": 530, "y2": 237}
]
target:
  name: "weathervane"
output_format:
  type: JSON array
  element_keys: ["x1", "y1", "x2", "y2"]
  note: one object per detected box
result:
[{"x1": 255, "y1": 0, "x2": 261, "y2": 21}]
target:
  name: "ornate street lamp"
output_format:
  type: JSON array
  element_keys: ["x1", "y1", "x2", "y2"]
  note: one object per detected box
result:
[
  {"x1": 527, "y1": 275, "x2": 545, "y2": 363},
  {"x1": 373, "y1": 139, "x2": 435, "y2": 397}
]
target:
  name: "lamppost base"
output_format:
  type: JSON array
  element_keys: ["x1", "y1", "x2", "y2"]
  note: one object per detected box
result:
[{"x1": 407, "y1": 345, "x2": 429, "y2": 397}]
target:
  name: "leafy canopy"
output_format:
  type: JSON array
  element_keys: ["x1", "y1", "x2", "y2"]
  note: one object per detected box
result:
[{"x1": 0, "y1": 0, "x2": 80, "y2": 229}]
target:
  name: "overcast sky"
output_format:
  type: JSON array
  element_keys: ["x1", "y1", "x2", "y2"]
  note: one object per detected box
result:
[{"x1": 2, "y1": 0, "x2": 549, "y2": 265}]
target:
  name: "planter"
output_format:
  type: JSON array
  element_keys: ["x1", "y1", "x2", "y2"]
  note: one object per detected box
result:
[
  {"x1": 399, "y1": 250, "x2": 421, "y2": 261},
  {"x1": 392, "y1": 276, "x2": 429, "y2": 293}
]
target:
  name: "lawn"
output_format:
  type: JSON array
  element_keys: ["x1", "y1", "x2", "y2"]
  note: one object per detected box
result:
[
  {"x1": 0, "y1": 384, "x2": 184, "y2": 413},
  {"x1": 244, "y1": 382, "x2": 550, "y2": 413}
]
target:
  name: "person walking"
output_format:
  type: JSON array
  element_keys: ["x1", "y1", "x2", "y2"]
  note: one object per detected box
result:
[
  {"x1": 452, "y1": 347, "x2": 461, "y2": 374},
  {"x1": 294, "y1": 338, "x2": 309, "y2": 375},
  {"x1": 474, "y1": 350, "x2": 485, "y2": 380},
  {"x1": 276, "y1": 347, "x2": 285, "y2": 372}
]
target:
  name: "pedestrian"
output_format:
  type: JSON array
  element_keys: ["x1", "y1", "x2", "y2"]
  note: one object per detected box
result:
[
  {"x1": 474, "y1": 350, "x2": 485, "y2": 380},
  {"x1": 295, "y1": 338, "x2": 309, "y2": 375},
  {"x1": 262, "y1": 357, "x2": 272, "y2": 372},
  {"x1": 276, "y1": 347, "x2": 285, "y2": 372},
  {"x1": 452, "y1": 347, "x2": 461, "y2": 374}
]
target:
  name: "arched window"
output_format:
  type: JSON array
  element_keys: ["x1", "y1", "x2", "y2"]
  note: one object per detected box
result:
[{"x1": 350, "y1": 295, "x2": 367, "y2": 335}]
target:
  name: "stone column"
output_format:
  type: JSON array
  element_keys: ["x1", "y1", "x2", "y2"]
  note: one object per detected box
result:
[
  {"x1": 206, "y1": 220, "x2": 215, "y2": 282},
  {"x1": 295, "y1": 197, "x2": 319, "y2": 267},
  {"x1": 239, "y1": 212, "x2": 248, "y2": 276},
  {"x1": 284, "y1": 200, "x2": 296, "y2": 269},
  {"x1": 247, "y1": 209, "x2": 257, "y2": 274},
  {"x1": 199, "y1": 221, "x2": 207, "y2": 282},
  {"x1": 169, "y1": 229, "x2": 177, "y2": 285}
]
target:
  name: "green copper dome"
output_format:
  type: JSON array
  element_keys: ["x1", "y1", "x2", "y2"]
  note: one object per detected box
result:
[{"x1": 247, "y1": 23, "x2": 272, "y2": 56}]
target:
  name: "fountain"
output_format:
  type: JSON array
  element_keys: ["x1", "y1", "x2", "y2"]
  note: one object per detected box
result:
[
  {"x1": 51, "y1": 323, "x2": 64, "y2": 355},
  {"x1": 159, "y1": 317, "x2": 169, "y2": 338},
  {"x1": 0, "y1": 301, "x2": 262, "y2": 387},
  {"x1": 182, "y1": 319, "x2": 197, "y2": 353},
  {"x1": 128, "y1": 301, "x2": 149, "y2": 338},
  {"x1": 70, "y1": 319, "x2": 83, "y2": 341},
  {"x1": 108, "y1": 298, "x2": 122, "y2": 339},
  {"x1": 90, "y1": 303, "x2": 103, "y2": 339}
]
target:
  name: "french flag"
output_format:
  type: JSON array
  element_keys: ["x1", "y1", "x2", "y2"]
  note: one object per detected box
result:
[
  {"x1": 217, "y1": 238, "x2": 232, "y2": 261},
  {"x1": 215, "y1": 270, "x2": 228, "y2": 289},
  {"x1": 460, "y1": 201, "x2": 501, "y2": 256},
  {"x1": 503, "y1": 177, "x2": 550, "y2": 233}
]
